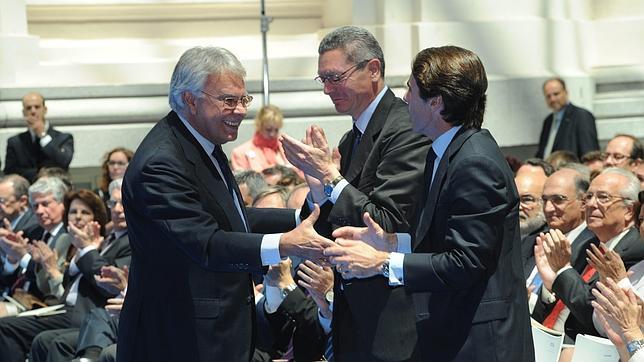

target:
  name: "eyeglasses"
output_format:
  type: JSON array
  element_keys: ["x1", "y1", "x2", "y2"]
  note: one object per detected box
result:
[
  {"x1": 519, "y1": 195, "x2": 541, "y2": 206},
  {"x1": 541, "y1": 194, "x2": 571, "y2": 206},
  {"x1": 601, "y1": 152, "x2": 631, "y2": 163},
  {"x1": 315, "y1": 59, "x2": 370, "y2": 86},
  {"x1": 584, "y1": 191, "x2": 628, "y2": 205},
  {"x1": 106, "y1": 199, "x2": 122, "y2": 209},
  {"x1": 107, "y1": 161, "x2": 128, "y2": 167},
  {"x1": 200, "y1": 90, "x2": 253, "y2": 109},
  {"x1": 0, "y1": 197, "x2": 16, "y2": 206}
]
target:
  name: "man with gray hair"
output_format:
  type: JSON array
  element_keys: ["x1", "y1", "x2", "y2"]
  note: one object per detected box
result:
[
  {"x1": 0, "y1": 174, "x2": 40, "y2": 241},
  {"x1": 117, "y1": 46, "x2": 333, "y2": 361},
  {"x1": 234, "y1": 169, "x2": 268, "y2": 206},
  {"x1": 282, "y1": 26, "x2": 430, "y2": 361}
]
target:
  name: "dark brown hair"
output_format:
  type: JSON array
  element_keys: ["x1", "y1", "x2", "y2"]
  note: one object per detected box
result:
[
  {"x1": 99, "y1": 147, "x2": 134, "y2": 192},
  {"x1": 63, "y1": 189, "x2": 108, "y2": 236}
]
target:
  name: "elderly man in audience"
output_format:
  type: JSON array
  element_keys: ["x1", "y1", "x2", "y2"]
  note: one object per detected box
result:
[
  {"x1": 533, "y1": 167, "x2": 644, "y2": 346},
  {"x1": 252, "y1": 185, "x2": 289, "y2": 209},
  {"x1": 3, "y1": 92, "x2": 74, "y2": 183},
  {"x1": 29, "y1": 178, "x2": 131, "y2": 362},
  {"x1": 0, "y1": 175, "x2": 40, "y2": 241},
  {"x1": 603, "y1": 134, "x2": 643, "y2": 170},
  {"x1": 526, "y1": 165, "x2": 596, "y2": 312},
  {"x1": 234, "y1": 170, "x2": 268, "y2": 207},
  {"x1": 0, "y1": 177, "x2": 71, "y2": 317},
  {"x1": 516, "y1": 159, "x2": 549, "y2": 242}
]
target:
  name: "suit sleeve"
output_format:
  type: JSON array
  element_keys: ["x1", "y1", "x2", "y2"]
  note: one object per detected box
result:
[
  {"x1": 42, "y1": 132, "x2": 74, "y2": 169},
  {"x1": 75, "y1": 249, "x2": 120, "y2": 298},
  {"x1": 330, "y1": 126, "x2": 429, "y2": 233},
  {"x1": 551, "y1": 269, "x2": 598, "y2": 335},
  {"x1": 127, "y1": 152, "x2": 268, "y2": 273},
  {"x1": 403, "y1": 154, "x2": 512, "y2": 292},
  {"x1": 574, "y1": 109, "x2": 599, "y2": 157},
  {"x1": 4, "y1": 138, "x2": 37, "y2": 181}
]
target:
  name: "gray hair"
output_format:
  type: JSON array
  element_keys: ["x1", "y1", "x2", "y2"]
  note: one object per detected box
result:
[
  {"x1": 0, "y1": 174, "x2": 30, "y2": 198},
  {"x1": 168, "y1": 46, "x2": 246, "y2": 113},
  {"x1": 234, "y1": 170, "x2": 267, "y2": 202},
  {"x1": 318, "y1": 26, "x2": 385, "y2": 77},
  {"x1": 600, "y1": 167, "x2": 640, "y2": 205},
  {"x1": 108, "y1": 178, "x2": 123, "y2": 196},
  {"x1": 560, "y1": 163, "x2": 591, "y2": 196},
  {"x1": 28, "y1": 177, "x2": 67, "y2": 204}
]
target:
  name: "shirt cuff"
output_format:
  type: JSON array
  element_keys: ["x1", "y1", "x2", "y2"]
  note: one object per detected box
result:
[
  {"x1": 318, "y1": 308, "x2": 332, "y2": 334},
  {"x1": 294, "y1": 209, "x2": 301, "y2": 226},
  {"x1": 395, "y1": 233, "x2": 411, "y2": 253},
  {"x1": 555, "y1": 265, "x2": 573, "y2": 277},
  {"x1": 618, "y1": 277, "x2": 634, "y2": 290},
  {"x1": 388, "y1": 252, "x2": 405, "y2": 286},
  {"x1": 2, "y1": 257, "x2": 19, "y2": 274},
  {"x1": 540, "y1": 283, "x2": 557, "y2": 303},
  {"x1": 39, "y1": 134, "x2": 53, "y2": 147},
  {"x1": 261, "y1": 234, "x2": 282, "y2": 266},
  {"x1": 18, "y1": 253, "x2": 32, "y2": 270},
  {"x1": 306, "y1": 193, "x2": 328, "y2": 211},
  {"x1": 263, "y1": 284, "x2": 284, "y2": 314},
  {"x1": 329, "y1": 179, "x2": 349, "y2": 204},
  {"x1": 77, "y1": 245, "x2": 98, "y2": 259}
]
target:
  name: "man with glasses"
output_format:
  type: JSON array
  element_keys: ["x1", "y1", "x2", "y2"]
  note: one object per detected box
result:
[
  {"x1": 117, "y1": 46, "x2": 333, "y2": 362},
  {"x1": 534, "y1": 167, "x2": 644, "y2": 342},
  {"x1": 603, "y1": 134, "x2": 643, "y2": 170},
  {"x1": 281, "y1": 26, "x2": 430, "y2": 361},
  {"x1": 3, "y1": 92, "x2": 74, "y2": 183}
]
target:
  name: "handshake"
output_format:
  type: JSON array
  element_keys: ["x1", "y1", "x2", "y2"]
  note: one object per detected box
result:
[{"x1": 279, "y1": 208, "x2": 398, "y2": 280}]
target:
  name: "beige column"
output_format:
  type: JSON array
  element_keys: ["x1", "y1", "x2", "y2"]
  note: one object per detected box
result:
[{"x1": 0, "y1": 0, "x2": 39, "y2": 85}]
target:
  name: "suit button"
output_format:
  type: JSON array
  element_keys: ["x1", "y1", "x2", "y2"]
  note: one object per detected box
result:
[{"x1": 246, "y1": 296, "x2": 253, "y2": 304}]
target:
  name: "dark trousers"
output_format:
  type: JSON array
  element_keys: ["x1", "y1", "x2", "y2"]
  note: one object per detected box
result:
[
  {"x1": 0, "y1": 312, "x2": 72, "y2": 362},
  {"x1": 31, "y1": 328, "x2": 78, "y2": 362}
]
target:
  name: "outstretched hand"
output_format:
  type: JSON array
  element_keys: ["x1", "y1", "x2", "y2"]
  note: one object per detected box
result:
[
  {"x1": 332, "y1": 212, "x2": 397, "y2": 252},
  {"x1": 279, "y1": 204, "x2": 335, "y2": 264}
]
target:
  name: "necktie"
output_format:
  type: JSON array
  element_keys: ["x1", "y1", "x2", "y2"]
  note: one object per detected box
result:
[
  {"x1": 212, "y1": 145, "x2": 236, "y2": 199},
  {"x1": 351, "y1": 125, "x2": 362, "y2": 156},
  {"x1": 421, "y1": 148, "x2": 438, "y2": 205},
  {"x1": 542, "y1": 264, "x2": 596, "y2": 329}
]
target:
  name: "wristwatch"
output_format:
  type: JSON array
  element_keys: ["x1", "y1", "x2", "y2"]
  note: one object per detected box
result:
[
  {"x1": 325, "y1": 290, "x2": 334, "y2": 312},
  {"x1": 627, "y1": 339, "x2": 644, "y2": 356},
  {"x1": 323, "y1": 175, "x2": 345, "y2": 197},
  {"x1": 381, "y1": 255, "x2": 391, "y2": 278},
  {"x1": 280, "y1": 283, "x2": 297, "y2": 299}
]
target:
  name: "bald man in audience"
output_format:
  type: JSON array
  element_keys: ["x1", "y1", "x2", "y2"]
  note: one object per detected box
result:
[{"x1": 603, "y1": 134, "x2": 643, "y2": 170}]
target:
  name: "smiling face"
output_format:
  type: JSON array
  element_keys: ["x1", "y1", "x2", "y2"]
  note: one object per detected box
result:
[
  {"x1": 184, "y1": 72, "x2": 248, "y2": 145},
  {"x1": 542, "y1": 169, "x2": 585, "y2": 233},
  {"x1": 67, "y1": 198, "x2": 95, "y2": 230}
]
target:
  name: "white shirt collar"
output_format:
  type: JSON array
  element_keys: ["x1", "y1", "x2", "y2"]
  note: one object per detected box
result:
[
  {"x1": 566, "y1": 221, "x2": 587, "y2": 244},
  {"x1": 29, "y1": 121, "x2": 50, "y2": 141},
  {"x1": 177, "y1": 112, "x2": 216, "y2": 156},
  {"x1": 431, "y1": 125, "x2": 463, "y2": 160},
  {"x1": 604, "y1": 228, "x2": 632, "y2": 251},
  {"x1": 354, "y1": 86, "x2": 389, "y2": 134}
]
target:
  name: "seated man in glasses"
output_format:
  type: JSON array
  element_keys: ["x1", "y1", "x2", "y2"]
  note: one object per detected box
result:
[
  {"x1": 533, "y1": 167, "x2": 644, "y2": 343},
  {"x1": 602, "y1": 134, "x2": 643, "y2": 173}
]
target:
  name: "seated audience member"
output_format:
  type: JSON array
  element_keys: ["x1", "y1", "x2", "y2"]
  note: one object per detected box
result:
[
  {"x1": 95, "y1": 147, "x2": 133, "y2": 204},
  {"x1": 516, "y1": 158, "x2": 554, "y2": 178},
  {"x1": 533, "y1": 167, "x2": 644, "y2": 343},
  {"x1": 603, "y1": 134, "x2": 643, "y2": 170},
  {"x1": 0, "y1": 180, "x2": 131, "y2": 362},
  {"x1": 581, "y1": 150, "x2": 604, "y2": 174},
  {"x1": 30, "y1": 178, "x2": 130, "y2": 362},
  {"x1": 3, "y1": 92, "x2": 74, "y2": 183},
  {"x1": 231, "y1": 105, "x2": 294, "y2": 173},
  {"x1": 234, "y1": 170, "x2": 268, "y2": 206},
  {"x1": 253, "y1": 186, "x2": 288, "y2": 209},
  {"x1": 639, "y1": 191, "x2": 644, "y2": 237},
  {"x1": 525, "y1": 166, "x2": 595, "y2": 312},
  {"x1": 634, "y1": 162, "x2": 644, "y2": 190},
  {"x1": 37, "y1": 167, "x2": 73, "y2": 191},
  {"x1": 262, "y1": 164, "x2": 303, "y2": 190},
  {"x1": 515, "y1": 161, "x2": 548, "y2": 241},
  {"x1": 0, "y1": 177, "x2": 71, "y2": 316},
  {"x1": 286, "y1": 183, "x2": 310, "y2": 210},
  {"x1": 0, "y1": 174, "x2": 39, "y2": 241},
  {"x1": 546, "y1": 150, "x2": 580, "y2": 171}
]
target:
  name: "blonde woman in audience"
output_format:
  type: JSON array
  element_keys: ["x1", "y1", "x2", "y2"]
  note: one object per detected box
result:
[{"x1": 231, "y1": 104, "x2": 294, "y2": 173}]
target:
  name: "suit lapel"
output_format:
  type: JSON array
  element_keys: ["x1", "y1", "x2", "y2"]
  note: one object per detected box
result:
[
  {"x1": 342, "y1": 89, "x2": 393, "y2": 183},
  {"x1": 168, "y1": 113, "x2": 247, "y2": 232},
  {"x1": 552, "y1": 105, "x2": 572, "y2": 150},
  {"x1": 413, "y1": 128, "x2": 478, "y2": 250}
]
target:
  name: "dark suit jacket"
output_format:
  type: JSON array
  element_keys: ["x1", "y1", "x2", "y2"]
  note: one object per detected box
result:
[
  {"x1": 302, "y1": 89, "x2": 430, "y2": 361},
  {"x1": 4, "y1": 127, "x2": 74, "y2": 182},
  {"x1": 405, "y1": 128, "x2": 534, "y2": 361},
  {"x1": 521, "y1": 223, "x2": 548, "y2": 279},
  {"x1": 117, "y1": 111, "x2": 296, "y2": 362},
  {"x1": 536, "y1": 227, "x2": 644, "y2": 340},
  {"x1": 535, "y1": 103, "x2": 599, "y2": 159}
]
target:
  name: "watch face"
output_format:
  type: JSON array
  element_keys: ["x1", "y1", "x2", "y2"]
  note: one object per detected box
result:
[
  {"x1": 324, "y1": 184, "x2": 333, "y2": 197},
  {"x1": 325, "y1": 290, "x2": 334, "y2": 303}
]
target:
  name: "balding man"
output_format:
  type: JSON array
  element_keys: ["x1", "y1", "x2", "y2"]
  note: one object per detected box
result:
[
  {"x1": 602, "y1": 134, "x2": 643, "y2": 170},
  {"x1": 4, "y1": 92, "x2": 74, "y2": 183}
]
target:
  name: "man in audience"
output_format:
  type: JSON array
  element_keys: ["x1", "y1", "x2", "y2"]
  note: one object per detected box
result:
[
  {"x1": 535, "y1": 77, "x2": 598, "y2": 160},
  {"x1": 252, "y1": 186, "x2": 288, "y2": 209},
  {"x1": 29, "y1": 178, "x2": 130, "y2": 362},
  {"x1": 581, "y1": 150, "x2": 604, "y2": 174},
  {"x1": 0, "y1": 174, "x2": 39, "y2": 241},
  {"x1": 234, "y1": 169, "x2": 268, "y2": 206},
  {"x1": 516, "y1": 158, "x2": 554, "y2": 179},
  {"x1": 3, "y1": 93, "x2": 74, "y2": 183},
  {"x1": 0, "y1": 177, "x2": 71, "y2": 311},
  {"x1": 534, "y1": 167, "x2": 644, "y2": 341},
  {"x1": 281, "y1": 26, "x2": 430, "y2": 361},
  {"x1": 603, "y1": 134, "x2": 643, "y2": 170},
  {"x1": 515, "y1": 161, "x2": 548, "y2": 241},
  {"x1": 526, "y1": 166, "x2": 596, "y2": 312}
]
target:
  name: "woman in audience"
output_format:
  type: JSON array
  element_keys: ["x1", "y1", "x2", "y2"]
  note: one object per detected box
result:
[
  {"x1": 95, "y1": 147, "x2": 133, "y2": 204},
  {"x1": 231, "y1": 104, "x2": 295, "y2": 173},
  {"x1": 32, "y1": 189, "x2": 108, "y2": 300}
]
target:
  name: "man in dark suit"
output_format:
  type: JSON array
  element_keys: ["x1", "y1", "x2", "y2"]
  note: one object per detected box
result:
[
  {"x1": 535, "y1": 78, "x2": 599, "y2": 159},
  {"x1": 326, "y1": 46, "x2": 534, "y2": 361},
  {"x1": 533, "y1": 167, "x2": 644, "y2": 341},
  {"x1": 116, "y1": 46, "x2": 332, "y2": 362},
  {"x1": 282, "y1": 26, "x2": 430, "y2": 361},
  {"x1": 4, "y1": 92, "x2": 74, "y2": 183}
]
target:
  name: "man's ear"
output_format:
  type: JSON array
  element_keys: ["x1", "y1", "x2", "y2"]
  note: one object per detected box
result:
[
  {"x1": 368, "y1": 59, "x2": 382, "y2": 80},
  {"x1": 183, "y1": 91, "x2": 197, "y2": 114},
  {"x1": 430, "y1": 95, "x2": 443, "y2": 109}
]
